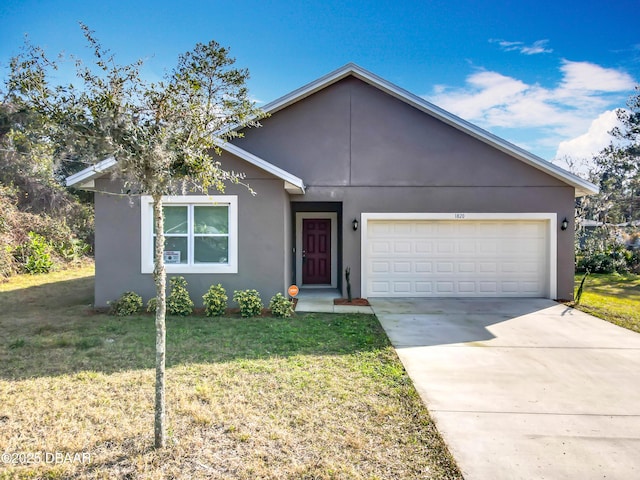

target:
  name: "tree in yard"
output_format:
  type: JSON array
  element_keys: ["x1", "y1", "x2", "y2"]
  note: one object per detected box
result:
[{"x1": 7, "y1": 24, "x2": 264, "y2": 448}]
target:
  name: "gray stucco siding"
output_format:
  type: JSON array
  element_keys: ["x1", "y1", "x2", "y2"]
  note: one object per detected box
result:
[
  {"x1": 236, "y1": 76, "x2": 576, "y2": 300},
  {"x1": 292, "y1": 184, "x2": 576, "y2": 300},
  {"x1": 93, "y1": 161, "x2": 290, "y2": 307},
  {"x1": 235, "y1": 77, "x2": 567, "y2": 190}
]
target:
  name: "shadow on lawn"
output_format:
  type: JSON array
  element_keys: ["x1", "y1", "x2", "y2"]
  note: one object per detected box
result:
[
  {"x1": 0, "y1": 275, "x2": 386, "y2": 381},
  {"x1": 0, "y1": 275, "x2": 95, "y2": 315}
]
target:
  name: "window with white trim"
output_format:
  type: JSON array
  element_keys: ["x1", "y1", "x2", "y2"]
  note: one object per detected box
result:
[{"x1": 141, "y1": 195, "x2": 238, "y2": 274}]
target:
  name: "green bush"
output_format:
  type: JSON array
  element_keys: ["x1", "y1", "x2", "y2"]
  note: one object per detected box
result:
[
  {"x1": 146, "y1": 297, "x2": 158, "y2": 313},
  {"x1": 54, "y1": 238, "x2": 91, "y2": 262},
  {"x1": 233, "y1": 289, "x2": 263, "y2": 318},
  {"x1": 109, "y1": 291, "x2": 143, "y2": 316},
  {"x1": 14, "y1": 232, "x2": 54, "y2": 274},
  {"x1": 167, "y1": 276, "x2": 194, "y2": 316},
  {"x1": 576, "y1": 231, "x2": 631, "y2": 274},
  {"x1": 269, "y1": 293, "x2": 294, "y2": 318},
  {"x1": 203, "y1": 283, "x2": 228, "y2": 317}
]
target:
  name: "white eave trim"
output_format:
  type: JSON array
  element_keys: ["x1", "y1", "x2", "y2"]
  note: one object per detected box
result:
[
  {"x1": 64, "y1": 144, "x2": 305, "y2": 195},
  {"x1": 260, "y1": 63, "x2": 598, "y2": 198},
  {"x1": 65, "y1": 156, "x2": 117, "y2": 190},
  {"x1": 217, "y1": 141, "x2": 305, "y2": 194}
]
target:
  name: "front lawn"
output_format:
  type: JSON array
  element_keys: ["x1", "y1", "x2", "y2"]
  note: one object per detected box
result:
[
  {"x1": 0, "y1": 266, "x2": 461, "y2": 479},
  {"x1": 573, "y1": 272, "x2": 640, "y2": 334}
]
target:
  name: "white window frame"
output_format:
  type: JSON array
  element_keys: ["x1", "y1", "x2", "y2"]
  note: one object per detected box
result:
[{"x1": 141, "y1": 195, "x2": 238, "y2": 274}]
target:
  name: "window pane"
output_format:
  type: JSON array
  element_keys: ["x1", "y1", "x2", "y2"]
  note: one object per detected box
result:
[
  {"x1": 162, "y1": 206, "x2": 188, "y2": 234},
  {"x1": 153, "y1": 237, "x2": 188, "y2": 264},
  {"x1": 194, "y1": 237, "x2": 228, "y2": 263},
  {"x1": 194, "y1": 206, "x2": 228, "y2": 234}
]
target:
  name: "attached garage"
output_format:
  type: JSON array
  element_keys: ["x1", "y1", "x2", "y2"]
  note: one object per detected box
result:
[{"x1": 361, "y1": 213, "x2": 557, "y2": 299}]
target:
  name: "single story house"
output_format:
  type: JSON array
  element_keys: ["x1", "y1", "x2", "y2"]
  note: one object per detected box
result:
[{"x1": 67, "y1": 64, "x2": 598, "y2": 307}]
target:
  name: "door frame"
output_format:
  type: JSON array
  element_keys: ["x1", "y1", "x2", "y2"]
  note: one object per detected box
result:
[{"x1": 296, "y1": 212, "x2": 338, "y2": 288}]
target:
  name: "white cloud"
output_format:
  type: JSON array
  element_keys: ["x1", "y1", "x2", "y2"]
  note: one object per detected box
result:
[
  {"x1": 491, "y1": 39, "x2": 552, "y2": 55},
  {"x1": 426, "y1": 60, "x2": 636, "y2": 161},
  {"x1": 557, "y1": 60, "x2": 636, "y2": 96},
  {"x1": 555, "y1": 110, "x2": 626, "y2": 172}
]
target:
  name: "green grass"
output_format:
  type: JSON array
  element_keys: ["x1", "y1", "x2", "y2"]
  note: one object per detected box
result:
[
  {"x1": 0, "y1": 265, "x2": 461, "y2": 479},
  {"x1": 573, "y1": 272, "x2": 640, "y2": 333}
]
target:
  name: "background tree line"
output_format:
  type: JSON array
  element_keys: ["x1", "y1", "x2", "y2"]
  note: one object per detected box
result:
[
  {"x1": 575, "y1": 86, "x2": 640, "y2": 273},
  {"x1": 0, "y1": 92, "x2": 93, "y2": 278}
]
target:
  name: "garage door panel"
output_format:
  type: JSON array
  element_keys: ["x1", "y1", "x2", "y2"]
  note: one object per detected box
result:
[
  {"x1": 458, "y1": 262, "x2": 475, "y2": 273},
  {"x1": 436, "y1": 282, "x2": 454, "y2": 294},
  {"x1": 365, "y1": 219, "x2": 549, "y2": 297},
  {"x1": 415, "y1": 262, "x2": 432, "y2": 273},
  {"x1": 371, "y1": 241, "x2": 390, "y2": 253},
  {"x1": 415, "y1": 282, "x2": 432, "y2": 293},
  {"x1": 393, "y1": 242, "x2": 411, "y2": 253},
  {"x1": 371, "y1": 261, "x2": 389, "y2": 273},
  {"x1": 393, "y1": 262, "x2": 411, "y2": 273}
]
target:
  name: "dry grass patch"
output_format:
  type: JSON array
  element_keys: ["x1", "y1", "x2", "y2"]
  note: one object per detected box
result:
[{"x1": 0, "y1": 266, "x2": 461, "y2": 479}]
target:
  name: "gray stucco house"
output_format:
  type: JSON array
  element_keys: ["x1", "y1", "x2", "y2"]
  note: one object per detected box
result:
[{"x1": 67, "y1": 64, "x2": 598, "y2": 307}]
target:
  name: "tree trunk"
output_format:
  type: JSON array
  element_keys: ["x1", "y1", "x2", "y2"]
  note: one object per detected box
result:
[{"x1": 152, "y1": 195, "x2": 167, "y2": 449}]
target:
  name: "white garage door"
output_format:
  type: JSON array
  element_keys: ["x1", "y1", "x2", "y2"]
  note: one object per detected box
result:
[{"x1": 364, "y1": 219, "x2": 549, "y2": 297}]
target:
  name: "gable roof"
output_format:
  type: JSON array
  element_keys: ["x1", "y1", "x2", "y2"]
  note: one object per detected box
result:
[
  {"x1": 66, "y1": 143, "x2": 305, "y2": 194},
  {"x1": 259, "y1": 63, "x2": 598, "y2": 197}
]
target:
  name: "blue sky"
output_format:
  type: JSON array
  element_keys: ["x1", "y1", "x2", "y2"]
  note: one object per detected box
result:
[{"x1": 1, "y1": 0, "x2": 638, "y2": 171}]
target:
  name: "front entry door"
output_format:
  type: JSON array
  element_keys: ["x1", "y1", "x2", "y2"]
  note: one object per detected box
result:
[{"x1": 302, "y1": 218, "x2": 331, "y2": 284}]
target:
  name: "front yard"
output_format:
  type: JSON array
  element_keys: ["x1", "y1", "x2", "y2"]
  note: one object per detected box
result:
[
  {"x1": 0, "y1": 266, "x2": 461, "y2": 479},
  {"x1": 573, "y1": 272, "x2": 640, "y2": 334}
]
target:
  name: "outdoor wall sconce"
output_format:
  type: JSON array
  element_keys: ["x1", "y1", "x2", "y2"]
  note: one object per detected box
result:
[
  {"x1": 352, "y1": 219, "x2": 359, "y2": 231},
  {"x1": 561, "y1": 218, "x2": 568, "y2": 231}
]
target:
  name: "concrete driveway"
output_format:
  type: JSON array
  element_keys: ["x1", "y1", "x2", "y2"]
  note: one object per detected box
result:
[{"x1": 370, "y1": 298, "x2": 640, "y2": 480}]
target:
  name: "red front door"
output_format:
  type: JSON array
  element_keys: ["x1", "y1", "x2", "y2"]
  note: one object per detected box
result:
[{"x1": 302, "y1": 218, "x2": 331, "y2": 284}]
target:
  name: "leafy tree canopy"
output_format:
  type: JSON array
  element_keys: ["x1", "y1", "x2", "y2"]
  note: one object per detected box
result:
[
  {"x1": 5, "y1": 23, "x2": 265, "y2": 449},
  {"x1": 6, "y1": 23, "x2": 265, "y2": 197}
]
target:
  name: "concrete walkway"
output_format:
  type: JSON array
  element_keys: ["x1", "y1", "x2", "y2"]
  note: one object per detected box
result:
[
  {"x1": 294, "y1": 288, "x2": 374, "y2": 314},
  {"x1": 370, "y1": 298, "x2": 640, "y2": 480}
]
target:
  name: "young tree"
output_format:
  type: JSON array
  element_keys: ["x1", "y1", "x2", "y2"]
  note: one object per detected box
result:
[{"x1": 7, "y1": 24, "x2": 264, "y2": 448}]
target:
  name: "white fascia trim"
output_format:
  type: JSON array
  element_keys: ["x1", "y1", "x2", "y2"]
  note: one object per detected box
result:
[
  {"x1": 360, "y1": 212, "x2": 557, "y2": 300},
  {"x1": 215, "y1": 140, "x2": 305, "y2": 194},
  {"x1": 65, "y1": 156, "x2": 117, "y2": 189},
  {"x1": 140, "y1": 195, "x2": 238, "y2": 274},
  {"x1": 64, "y1": 145, "x2": 306, "y2": 194},
  {"x1": 260, "y1": 63, "x2": 598, "y2": 198}
]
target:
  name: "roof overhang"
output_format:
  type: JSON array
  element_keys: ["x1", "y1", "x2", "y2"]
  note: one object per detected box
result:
[
  {"x1": 65, "y1": 156, "x2": 117, "y2": 190},
  {"x1": 65, "y1": 144, "x2": 305, "y2": 195},
  {"x1": 216, "y1": 141, "x2": 305, "y2": 194},
  {"x1": 259, "y1": 63, "x2": 599, "y2": 198}
]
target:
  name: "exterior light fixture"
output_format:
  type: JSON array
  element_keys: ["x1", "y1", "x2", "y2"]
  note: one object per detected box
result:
[
  {"x1": 352, "y1": 219, "x2": 359, "y2": 231},
  {"x1": 561, "y1": 218, "x2": 568, "y2": 231}
]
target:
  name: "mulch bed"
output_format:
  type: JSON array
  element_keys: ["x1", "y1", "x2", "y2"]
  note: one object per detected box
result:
[{"x1": 333, "y1": 298, "x2": 370, "y2": 306}]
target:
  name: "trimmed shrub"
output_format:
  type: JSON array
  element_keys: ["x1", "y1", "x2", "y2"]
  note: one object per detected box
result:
[
  {"x1": 146, "y1": 297, "x2": 158, "y2": 313},
  {"x1": 167, "y1": 276, "x2": 194, "y2": 316},
  {"x1": 203, "y1": 283, "x2": 228, "y2": 317},
  {"x1": 269, "y1": 293, "x2": 294, "y2": 318},
  {"x1": 109, "y1": 291, "x2": 143, "y2": 316},
  {"x1": 233, "y1": 289, "x2": 263, "y2": 318}
]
